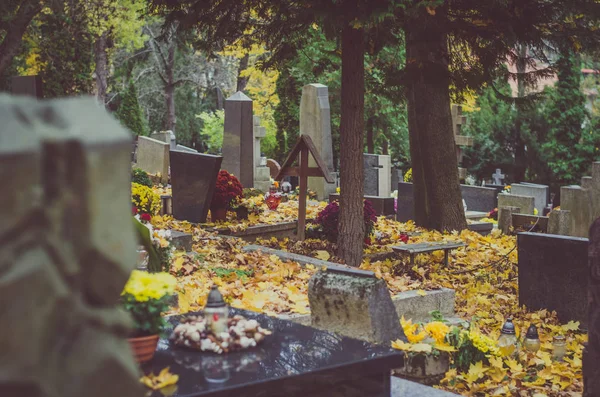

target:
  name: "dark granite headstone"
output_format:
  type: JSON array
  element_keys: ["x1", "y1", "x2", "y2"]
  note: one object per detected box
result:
[
  {"x1": 584, "y1": 218, "x2": 600, "y2": 395},
  {"x1": 170, "y1": 150, "x2": 223, "y2": 223},
  {"x1": 145, "y1": 308, "x2": 403, "y2": 397},
  {"x1": 460, "y1": 184, "x2": 497, "y2": 212},
  {"x1": 222, "y1": 92, "x2": 254, "y2": 187},
  {"x1": 329, "y1": 193, "x2": 395, "y2": 216},
  {"x1": 11, "y1": 75, "x2": 43, "y2": 98},
  {"x1": 484, "y1": 184, "x2": 505, "y2": 197},
  {"x1": 518, "y1": 232, "x2": 589, "y2": 327},
  {"x1": 396, "y1": 182, "x2": 415, "y2": 222},
  {"x1": 364, "y1": 154, "x2": 380, "y2": 196}
]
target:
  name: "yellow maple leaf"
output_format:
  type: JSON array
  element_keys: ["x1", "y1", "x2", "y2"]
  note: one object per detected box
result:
[
  {"x1": 504, "y1": 358, "x2": 523, "y2": 374},
  {"x1": 314, "y1": 250, "x2": 330, "y2": 261},
  {"x1": 489, "y1": 356, "x2": 504, "y2": 369},
  {"x1": 172, "y1": 256, "x2": 185, "y2": 272},
  {"x1": 140, "y1": 367, "x2": 179, "y2": 390},
  {"x1": 391, "y1": 339, "x2": 412, "y2": 351},
  {"x1": 465, "y1": 361, "x2": 487, "y2": 383},
  {"x1": 561, "y1": 320, "x2": 579, "y2": 332},
  {"x1": 416, "y1": 289, "x2": 427, "y2": 297}
]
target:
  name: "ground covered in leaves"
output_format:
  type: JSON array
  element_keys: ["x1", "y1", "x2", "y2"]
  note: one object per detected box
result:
[{"x1": 150, "y1": 203, "x2": 586, "y2": 397}]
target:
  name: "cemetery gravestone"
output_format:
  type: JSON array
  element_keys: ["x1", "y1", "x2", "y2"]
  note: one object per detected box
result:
[
  {"x1": 492, "y1": 168, "x2": 505, "y2": 185},
  {"x1": 308, "y1": 268, "x2": 405, "y2": 345},
  {"x1": 363, "y1": 154, "x2": 392, "y2": 197},
  {"x1": 498, "y1": 193, "x2": 535, "y2": 215},
  {"x1": 584, "y1": 218, "x2": 600, "y2": 395},
  {"x1": 511, "y1": 183, "x2": 549, "y2": 214},
  {"x1": 548, "y1": 209, "x2": 572, "y2": 236},
  {"x1": 222, "y1": 92, "x2": 254, "y2": 188},
  {"x1": 299, "y1": 84, "x2": 336, "y2": 200},
  {"x1": 253, "y1": 116, "x2": 271, "y2": 192},
  {"x1": 151, "y1": 130, "x2": 198, "y2": 153},
  {"x1": 562, "y1": 185, "x2": 594, "y2": 238},
  {"x1": 136, "y1": 136, "x2": 170, "y2": 184},
  {"x1": 11, "y1": 75, "x2": 43, "y2": 98},
  {"x1": 396, "y1": 182, "x2": 415, "y2": 222},
  {"x1": 460, "y1": 185, "x2": 497, "y2": 212},
  {"x1": 170, "y1": 150, "x2": 223, "y2": 223},
  {"x1": 266, "y1": 159, "x2": 281, "y2": 179},
  {"x1": 0, "y1": 95, "x2": 142, "y2": 397},
  {"x1": 518, "y1": 232, "x2": 589, "y2": 327}
]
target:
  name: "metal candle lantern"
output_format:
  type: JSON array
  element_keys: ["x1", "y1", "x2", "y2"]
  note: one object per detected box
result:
[
  {"x1": 523, "y1": 324, "x2": 541, "y2": 353},
  {"x1": 205, "y1": 285, "x2": 229, "y2": 335},
  {"x1": 161, "y1": 194, "x2": 173, "y2": 216},
  {"x1": 498, "y1": 318, "x2": 518, "y2": 357}
]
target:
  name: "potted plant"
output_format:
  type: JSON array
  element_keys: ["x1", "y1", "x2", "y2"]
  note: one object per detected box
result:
[
  {"x1": 211, "y1": 170, "x2": 243, "y2": 222},
  {"x1": 231, "y1": 195, "x2": 264, "y2": 220},
  {"x1": 392, "y1": 317, "x2": 456, "y2": 385},
  {"x1": 122, "y1": 270, "x2": 177, "y2": 363}
]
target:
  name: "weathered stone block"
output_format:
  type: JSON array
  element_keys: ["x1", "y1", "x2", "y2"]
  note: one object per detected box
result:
[
  {"x1": 561, "y1": 185, "x2": 594, "y2": 238},
  {"x1": 170, "y1": 231, "x2": 192, "y2": 252},
  {"x1": 498, "y1": 193, "x2": 535, "y2": 215},
  {"x1": 498, "y1": 206, "x2": 520, "y2": 234},
  {"x1": 0, "y1": 95, "x2": 142, "y2": 397},
  {"x1": 308, "y1": 269, "x2": 405, "y2": 345},
  {"x1": 391, "y1": 288, "x2": 455, "y2": 322},
  {"x1": 511, "y1": 183, "x2": 549, "y2": 214},
  {"x1": 222, "y1": 92, "x2": 254, "y2": 187},
  {"x1": 548, "y1": 209, "x2": 571, "y2": 236}
]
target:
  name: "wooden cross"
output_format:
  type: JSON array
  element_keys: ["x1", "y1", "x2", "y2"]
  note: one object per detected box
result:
[{"x1": 275, "y1": 134, "x2": 334, "y2": 240}]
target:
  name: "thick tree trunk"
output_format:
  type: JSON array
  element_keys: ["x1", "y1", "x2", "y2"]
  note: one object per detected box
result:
[
  {"x1": 0, "y1": 0, "x2": 43, "y2": 76},
  {"x1": 236, "y1": 53, "x2": 250, "y2": 92},
  {"x1": 405, "y1": 8, "x2": 467, "y2": 232},
  {"x1": 165, "y1": 43, "x2": 176, "y2": 131},
  {"x1": 514, "y1": 44, "x2": 528, "y2": 182},
  {"x1": 215, "y1": 87, "x2": 224, "y2": 110},
  {"x1": 366, "y1": 116, "x2": 375, "y2": 153},
  {"x1": 337, "y1": 25, "x2": 365, "y2": 267},
  {"x1": 94, "y1": 32, "x2": 109, "y2": 106}
]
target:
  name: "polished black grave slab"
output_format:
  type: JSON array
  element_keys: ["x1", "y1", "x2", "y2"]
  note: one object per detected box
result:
[{"x1": 145, "y1": 309, "x2": 404, "y2": 397}]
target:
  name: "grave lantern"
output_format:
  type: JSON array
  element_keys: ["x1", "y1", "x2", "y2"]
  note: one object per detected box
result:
[
  {"x1": 205, "y1": 285, "x2": 229, "y2": 334},
  {"x1": 160, "y1": 194, "x2": 173, "y2": 216},
  {"x1": 552, "y1": 334, "x2": 566, "y2": 361},
  {"x1": 498, "y1": 318, "x2": 518, "y2": 356},
  {"x1": 523, "y1": 324, "x2": 541, "y2": 353}
]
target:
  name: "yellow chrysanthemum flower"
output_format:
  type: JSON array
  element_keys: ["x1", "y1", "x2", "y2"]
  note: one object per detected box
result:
[{"x1": 122, "y1": 270, "x2": 176, "y2": 302}]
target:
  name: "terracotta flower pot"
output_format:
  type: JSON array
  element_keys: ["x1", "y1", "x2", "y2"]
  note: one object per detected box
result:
[
  {"x1": 211, "y1": 206, "x2": 228, "y2": 222},
  {"x1": 128, "y1": 334, "x2": 159, "y2": 363}
]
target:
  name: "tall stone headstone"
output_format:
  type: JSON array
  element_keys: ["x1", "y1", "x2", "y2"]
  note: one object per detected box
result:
[
  {"x1": 584, "y1": 218, "x2": 600, "y2": 396},
  {"x1": 0, "y1": 95, "x2": 142, "y2": 397},
  {"x1": 253, "y1": 116, "x2": 271, "y2": 192},
  {"x1": 170, "y1": 150, "x2": 223, "y2": 223},
  {"x1": 136, "y1": 136, "x2": 170, "y2": 184},
  {"x1": 11, "y1": 75, "x2": 43, "y2": 98},
  {"x1": 222, "y1": 92, "x2": 254, "y2": 188},
  {"x1": 396, "y1": 182, "x2": 415, "y2": 222},
  {"x1": 299, "y1": 84, "x2": 336, "y2": 199},
  {"x1": 562, "y1": 185, "x2": 594, "y2": 238}
]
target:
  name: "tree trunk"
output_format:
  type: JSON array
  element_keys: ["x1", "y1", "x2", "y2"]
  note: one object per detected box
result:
[
  {"x1": 405, "y1": 8, "x2": 467, "y2": 231},
  {"x1": 366, "y1": 116, "x2": 375, "y2": 153},
  {"x1": 165, "y1": 43, "x2": 176, "y2": 131},
  {"x1": 94, "y1": 32, "x2": 109, "y2": 106},
  {"x1": 215, "y1": 87, "x2": 224, "y2": 110},
  {"x1": 0, "y1": 0, "x2": 43, "y2": 76},
  {"x1": 236, "y1": 53, "x2": 250, "y2": 92},
  {"x1": 514, "y1": 44, "x2": 528, "y2": 182},
  {"x1": 337, "y1": 25, "x2": 365, "y2": 267}
]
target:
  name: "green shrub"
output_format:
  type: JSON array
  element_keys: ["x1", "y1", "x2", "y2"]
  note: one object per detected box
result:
[{"x1": 132, "y1": 168, "x2": 152, "y2": 187}]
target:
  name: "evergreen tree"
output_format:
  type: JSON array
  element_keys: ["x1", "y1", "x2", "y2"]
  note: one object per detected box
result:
[
  {"x1": 273, "y1": 62, "x2": 299, "y2": 161},
  {"x1": 541, "y1": 53, "x2": 588, "y2": 185},
  {"x1": 117, "y1": 81, "x2": 147, "y2": 136}
]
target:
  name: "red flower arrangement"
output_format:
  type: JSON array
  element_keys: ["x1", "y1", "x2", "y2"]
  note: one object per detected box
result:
[
  {"x1": 487, "y1": 208, "x2": 499, "y2": 220},
  {"x1": 211, "y1": 170, "x2": 243, "y2": 210},
  {"x1": 315, "y1": 199, "x2": 378, "y2": 243}
]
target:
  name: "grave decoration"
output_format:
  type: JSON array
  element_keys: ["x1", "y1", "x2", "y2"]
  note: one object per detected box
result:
[
  {"x1": 264, "y1": 182, "x2": 282, "y2": 210},
  {"x1": 170, "y1": 286, "x2": 272, "y2": 354},
  {"x1": 211, "y1": 170, "x2": 243, "y2": 222},
  {"x1": 122, "y1": 270, "x2": 177, "y2": 363},
  {"x1": 275, "y1": 134, "x2": 334, "y2": 240}
]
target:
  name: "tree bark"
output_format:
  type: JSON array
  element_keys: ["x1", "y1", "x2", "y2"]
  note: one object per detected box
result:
[
  {"x1": 0, "y1": 0, "x2": 43, "y2": 76},
  {"x1": 215, "y1": 87, "x2": 224, "y2": 110},
  {"x1": 236, "y1": 53, "x2": 250, "y2": 92},
  {"x1": 405, "y1": 7, "x2": 467, "y2": 231},
  {"x1": 514, "y1": 44, "x2": 528, "y2": 182},
  {"x1": 94, "y1": 32, "x2": 109, "y2": 106},
  {"x1": 165, "y1": 42, "x2": 176, "y2": 131},
  {"x1": 337, "y1": 25, "x2": 365, "y2": 267},
  {"x1": 366, "y1": 116, "x2": 375, "y2": 153}
]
